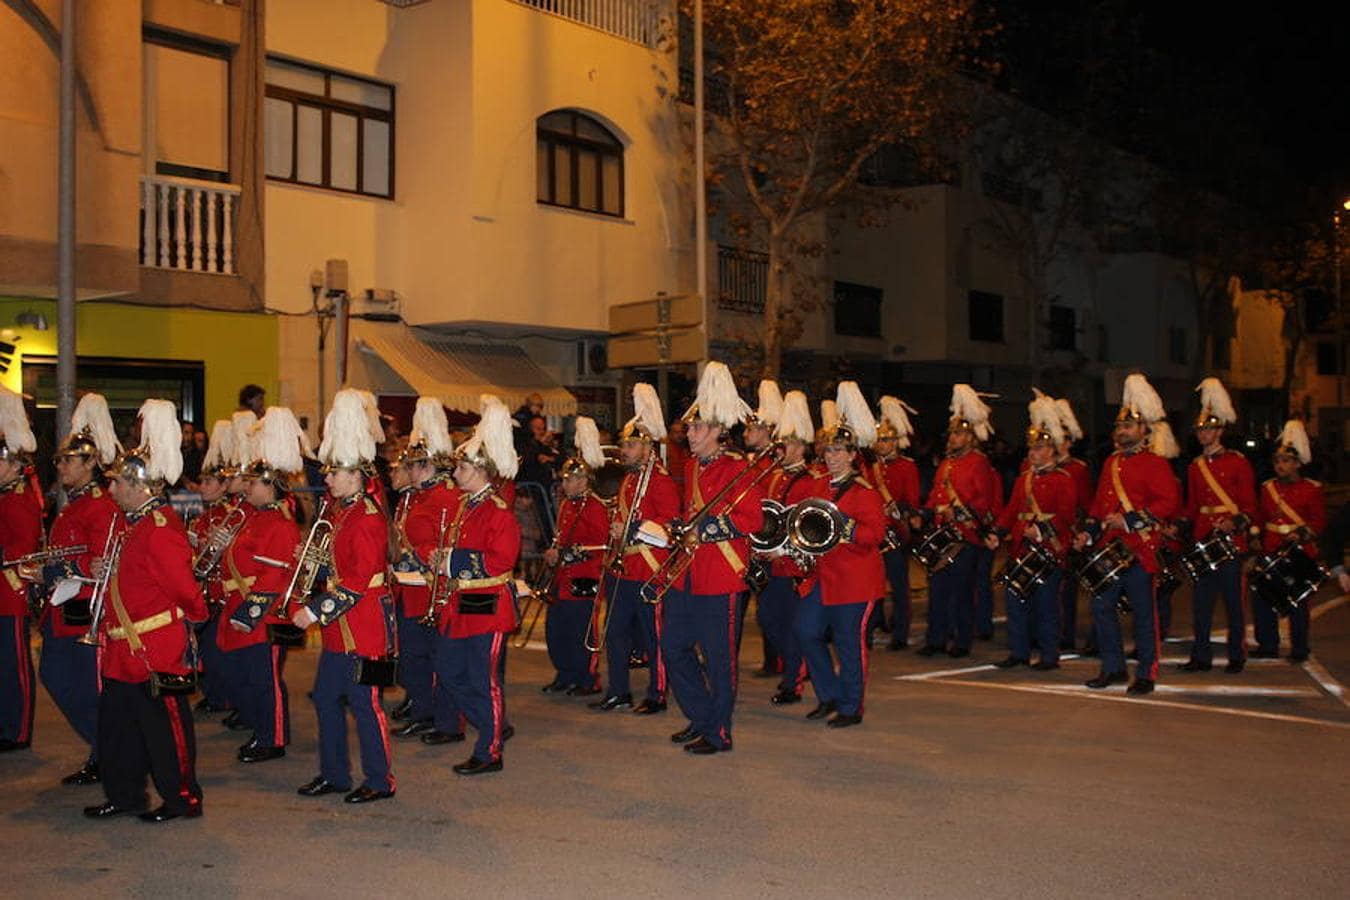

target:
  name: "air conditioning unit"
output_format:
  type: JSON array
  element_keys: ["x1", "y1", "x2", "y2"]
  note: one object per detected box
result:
[{"x1": 576, "y1": 338, "x2": 608, "y2": 378}]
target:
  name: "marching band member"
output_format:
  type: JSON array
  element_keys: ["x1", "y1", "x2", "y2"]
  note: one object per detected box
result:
[
  {"x1": 0, "y1": 386, "x2": 41, "y2": 753},
  {"x1": 85, "y1": 400, "x2": 207, "y2": 822},
  {"x1": 794, "y1": 382, "x2": 886, "y2": 727},
  {"x1": 973, "y1": 436, "x2": 1005, "y2": 642},
  {"x1": 760, "y1": 391, "x2": 818, "y2": 705},
  {"x1": 541, "y1": 417, "x2": 608, "y2": 696},
  {"x1": 431, "y1": 396, "x2": 521, "y2": 775},
  {"x1": 1178, "y1": 378, "x2": 1256, "y2": 674},
  {"x1": 292, "y1": 389, "x2": 397, "y2": 803},
  {"x1": 745, "y1": 379, "x2": 784, "y2": 674},
  {"x1": 220, "y1": 408, "x2": 308, "y2": 763},
  {"x1": 389, "y1": 397, "x2": 463, "y2": 743},
  {"x1": 872, "y1": 395, "x2": 920, "y2": 651},
  {"x1": 30, "y1": 394, "x2": 122, "y2": 782},
  {"x1": 1052, "y1": 397, "x2": 1092, "y2": 651},
  {"x1": 915, "y1": 385, "x2": 998, "y2": 658},
  {"x1": 590, "y1": 383, "x2": 680, "y2": 715},
  {"x1": 1252, "y1": 420, "x2": 1326, "y2": 662},
  {"x1": 664, "y1": 362, "x2": 764, "y2": 755},
  {"x1": 1074, "y1": 374, "x2": 1181, "y2": 695},
  {"x1": 190, "y1": 421, "x2": 238, "y2": 716},
  {"x1": 217, "y1": 410, "x2": 259, "y2": 733},
  {"x1": 987, "y1": 393, "x2": 1077, "y2": 670},
  {"x1": 814, "y1": 400, "x2": 838, "y2": 478}
]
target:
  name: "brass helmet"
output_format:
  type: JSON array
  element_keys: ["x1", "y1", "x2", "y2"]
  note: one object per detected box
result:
[
  {"x1": 454, "y1": 395, "x2": 517, "y2": 479},
  {"x1": 1116, "y1": 373, "x2": 1164, "y2": 424},
  {"x1": 54, "y1": 393, "x2": 122, "y2": 468},
  {"x1": 561, "y1": 416, "x2": 606, "y2": 481},
  {"x1": 242, "y1": 406, "x2": 308, "y2": 488},
  {"x1": 619, "y1": 382, "x2": 668, "y2": 445},
  {"x1": 679, "y1": 362, "x2": 750, "y2": 428},
  {"x1": 398, "y1": 396, "x2": 454, "y2": 469},
  {"x1": 106, "y1": 399, "x2": 183, "y2": 489},
  {"x1": 1025, "y1": 390, "x2": 1064, "y2": 447},
  {"x1": 1194, "y1": 377, "x2": 1236, "y2": 429},
  {"x1": 317, "y1": 389, "x2": 378, "y2": 474},
  {"x1": 948, "y1": 384, "x2": 993, "y2": 441},
  {"x1": 1274, "y1": 419, "x2": 1311, "y2": 465},
  {"x1": 821, "y1": 381, "x2": 877, "y2": 451}
]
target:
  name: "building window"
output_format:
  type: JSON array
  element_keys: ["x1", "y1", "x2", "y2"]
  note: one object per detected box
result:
[
  {"x1": 1048, "y1": 304, "x2": 1076, "y2": 351},
  {"x1": 536, "y1": 110, "x2": 624, "y2": 217},
  {"x1": 1169, "y1": 327, "x2": 1188, "y2": 365},
  {"x1": 834, "y1": 282, "x2": 883, "y2": 338},
  {"x1": 144, "y1": 30, "x2": 231, "y2": 182},
  {"x1": 968, "y1": 290, "x2": 1004, "y2": 343},
  {"x1": 264, "y1": 58, "x2": 394, "y2": 198}
]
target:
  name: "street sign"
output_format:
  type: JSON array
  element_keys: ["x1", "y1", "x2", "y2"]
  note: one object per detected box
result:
[
  {"x1": 608, "y1": 327, "x2": 704, "y2": 368},
  {"x1": 608, "y1": 294, "x2": 701, "y2": 335}
]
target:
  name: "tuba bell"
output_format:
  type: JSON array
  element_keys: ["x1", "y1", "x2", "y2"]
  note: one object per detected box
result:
[
  {"x1": 784, "y1": 497, "x2": 847, "y2": 563},
  {"x1": 750, "y1": 499, "x2": 791, "y2": 556}
]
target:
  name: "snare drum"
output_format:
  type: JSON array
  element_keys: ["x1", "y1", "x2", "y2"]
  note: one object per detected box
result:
[
  {"x1": 1178, "y1": 531, "x2": 1240, "y2": 582},
  {"x1": 1075, "y1": 539, "x2": 1135, "y2": 599},
  {"x1": 1250, "y1": 544, "x2": 1329, "y2": 616},
  {"x1": 910, "y1": 523, "x2": 966, "y2": 574},
  {"x1": 997, "y1": 541, "x2": 1058, "y2": 600}
]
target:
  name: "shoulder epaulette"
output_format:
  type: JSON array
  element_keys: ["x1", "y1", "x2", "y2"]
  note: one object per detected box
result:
[
  {"x1": 724, "y1": 449, "x2": 745, "y2": 461},
  {"x1": 854, "y1": 475, "x2": 876, "y2": 490},
  {"x1": 90, "y1": 486, "x2": 103, "y2": 498},
  {"x1": 152, "y1": 509, "x2": 168, "y2": 527},
  {"x1": 491, "y1": 494, "x2": 508, "y2": 509},
  {"x1": 1306, "y1": 478, "x2": 1322, "y2": 487},
  {"x1": 362, "y1": 497, "x2": 381, "y2": 515}
]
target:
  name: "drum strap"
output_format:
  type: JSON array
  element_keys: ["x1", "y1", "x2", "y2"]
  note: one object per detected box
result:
[
  {"x1": 1108, "y1": 456, "x2": 1150, "y2": 534},
  {"x1": 1197, "y1": 456, "x2": 1238, "y2": 516},
  {"x1": 1264, "y1": 481, "x2": 1305, "y2": 528},
  {"x1": 1022, "y1": 470, "x2": 1062, "y2": 554},
  {"x1": 940, "y1": 464, "x2": 973, "y2": 521},
  {"x1": 872, "y1": 460, "x2": 895, "y2": 507}
]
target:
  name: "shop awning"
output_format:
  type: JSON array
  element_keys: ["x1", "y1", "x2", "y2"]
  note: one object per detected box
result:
[{"x1": 349, "y1": 320, "x2": 576, "y2": 416}]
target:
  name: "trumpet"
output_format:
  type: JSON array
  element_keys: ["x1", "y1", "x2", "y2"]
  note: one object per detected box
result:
[
  {"x1": 420, "y1": 507, "x2": 457, "y2": 628},
  {"x1": 192, "y1": 505, "x2": 248, "y2": 580},
  {"x1": 78, "y1": 520, "x2": 124, "y2": 646},
  {"x1": 273, "y1": 497, "x2": 334, "y2": 620}
]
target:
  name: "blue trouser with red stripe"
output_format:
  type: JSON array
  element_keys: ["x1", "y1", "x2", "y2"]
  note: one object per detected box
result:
[
  {"x1": 224, "y1": 642, "x2": 290, "y2": 747},
  {"x1": 0, "y1": 615, "x2": 34, "y2": 745},
  {"x1": 796, "y1": 587, "x2": 876, "y2": 716},
  {"x1": 604, "y1": 577, "x2": 665, "y2": 702},
  {"x1": 884, "y1": 549, "x2": 911, "y2": 641},
  {"x1": 662, "y1": 589, "x2": 737, "y2": 749},
  {"x1": 546, "y1": 598, "x2": 599, "y2": 689},
  {"x1": 38, "y1": 618, "x2": 99, "y2": 758},
  {"x1": 926, "y1": 545, "x2": 977, "y2": 650},
  {"x1": 398, "y1": 610, "x2": 457, "y2": 724},
  {"x1": 98, "y1": 677, "x2": 201, "y2": 814},
  {"x1": 1190, "y1": 557, "x2": 1245, "y2": 665},
  {"x1": 1006, "y1": 569, "x2": 1062, "y2": 663},
  {"x1": 974, "y1": 545, "x2": 996, "y2": 636},
  {"x1": 758, "y1": 575, "x2": 804, "y2": 694},
  {"x1": 438, "y1": 631, "x2": 507, "y2": 763},
  {"x1": 1091, "y1": 564, "x2": 1158, "y2": 680},
  {"x1": 312, "y1": 650, "x2": 393, "y2": 792},
  {"x1": 196, "y1": 614, "x2": 232, "y2": 709},
  {"x1": 1253, "y1": 590, "x2": 1311, "y2": 657},
  {"x1": 1060, "y1": 575, "x2": 1080, "y2": 646}
]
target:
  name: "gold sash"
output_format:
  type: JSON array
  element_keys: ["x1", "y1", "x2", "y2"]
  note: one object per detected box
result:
[
  {"x1": 1197, "y1": 456, "x2": 1238, "y2": 516},
  {"x1": 691, "y1": 461, "x2": 746, "y2": 574}
]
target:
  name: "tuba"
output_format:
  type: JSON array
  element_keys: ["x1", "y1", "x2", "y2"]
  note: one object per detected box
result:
[
  {"x1": 784, "y1": 497, "x2": 847, "y2": 565},
  {"x1": 750, "y1": 499, "x2": 791, "y2": 556}
]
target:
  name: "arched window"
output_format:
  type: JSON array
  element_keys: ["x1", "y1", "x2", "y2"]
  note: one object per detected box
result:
[{"x1": 536, "y1": 110, "x2": 624, "y2": 217}]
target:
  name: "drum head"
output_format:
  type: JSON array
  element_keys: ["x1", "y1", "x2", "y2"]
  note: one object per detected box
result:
[{"x1": 592, "y1": 460, "x2": 627, "y2": 503}]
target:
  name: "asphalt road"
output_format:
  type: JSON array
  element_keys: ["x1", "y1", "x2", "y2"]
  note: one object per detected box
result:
[{"x1": 3, "y1": 579, "x2": 1348, "y2": 899}]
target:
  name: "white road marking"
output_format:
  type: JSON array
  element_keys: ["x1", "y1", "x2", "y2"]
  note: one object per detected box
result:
[
  {"x1": 1311, "y1": 593, "x2": 1349, "y2": 621},
  {"x1": 1024, "y1": 682, "x2": 1319, "y2": 698},
  {"x1": 1302, "y1": 658, "x2": 1350, "y2": 709}
]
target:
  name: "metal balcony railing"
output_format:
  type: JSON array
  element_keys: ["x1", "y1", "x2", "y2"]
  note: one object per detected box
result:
[
  {"x1": 512, "y1": 0, "x2": 666, "y2": 49},
  {"x1": 717, "y1": 244, "x2": 768, "y2": 314}
]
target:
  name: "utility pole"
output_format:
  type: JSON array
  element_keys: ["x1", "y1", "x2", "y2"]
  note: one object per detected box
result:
[{"x1": 56, "y1": 0, "x2": 76, "y2": 444}]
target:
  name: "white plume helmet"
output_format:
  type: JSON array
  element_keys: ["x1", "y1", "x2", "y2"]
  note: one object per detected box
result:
[
  {"x1": 1195, "y1": 377, "x2": 1237, "y2": 427},
  {"x1": 1149, "y1": 420, "x2": 1180, "y2": 459},
  {"x1": 775, "y1": 390, "x2": 815, "y2": 444},
  {"x1": 201, "y1": 420, "x2": 235, "y2": 474},
  {"x1": 231, "y1": 410, "x2": 259, "y2": 467},
  {"x1": 622, "y1": 382, "x2": 668, "y2": 443},
  {"x1": 409, "y1": 396, "x2": 454, "y2": 460},
  {"x1": 318, "y1": 389, "x2": 376, "y2": 469},
  {"x1": 458, "y1": 394, "x2": 518, "y2": 479},
  {"x1": 573, "y1": 416, "x2": 606, "y2": 470},
  {"x1": 62, "y1": 392, "x2": 122, "y2": 465},
  {"x1": 1276, "y1": 419, "x2": 1312, "y2": 465},
  {"x1": 355, "y1": 389, "x2": 385, "y2": 443},
  {"x1": 1054, "y1": 397, "x2": 1084, "y2": 442},
  {"x1": 135, "y1": 399, "x2": 185, "y2": 485},
  {"x1": 949, "y1": 383, "x2": 993, "y2": 442},
  {"x1": 1119, "y1": 373, "x2": 1165, "y2": 424},
  {"x1": 681, "y1": 361, "x2": 751, "y2": 429},
  {"x1": 751, "y1": 379, "x2": 784, "y2": 427},
  {"x1": 831, "y1": 381, "x2": 879, "y2": 449},
  {"x1": 819, "y1": 399, "x2": 839, "y2": 432},
  {"x1": 255, "y1": 406, "x2": 308, "y2": 476},
  {"x1": 1026, "y1": 390, "x2": 1065, "y2": 447},
  {"x1": 877, "y1": 395, "x2": 917, "y2": 449},
  {"x1": 0, "y1": 384, "x2": 36, "y2": 456}
]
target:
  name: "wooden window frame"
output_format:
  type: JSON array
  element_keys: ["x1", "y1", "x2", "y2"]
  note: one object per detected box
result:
[{"x1": 536, "y1": 110, "x2": 625, "y2": 218}]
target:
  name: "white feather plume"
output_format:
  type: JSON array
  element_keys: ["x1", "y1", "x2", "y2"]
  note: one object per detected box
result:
[
  {"x1": 231, "y1": 411, "x2": 258, "y2": 467},
  {"x1": 70, "y1": 393, "x2": 122, "y2": 465},
  {"x1": 318, "y1": 389, "x2": 376, "y2": 468},
  {"x1": 356, "y1": 390, "x2": 385, "y2": 443},
  {"x1": 1278, "y1": 419, "x2": 1311, "y2": 464},
  {"x1": 0, "y1": 385, "x2": 35, "y2": 453},
  {"x1": 819, "y1": 400, "x2": 839, "y2": 431},
  {"x1": 835, "y1": 381, "x2": 879, "y2": 448},
  {"x1": 202, "y1": 420, "x2": 235, "y2": 472},
  {"x1": 1150, "y1": 420, "x2": 1180, "y2": 459},
  {"x1": 410, "y1": 396, "x2": 454, "y2": 458},
  {"x1": 474, "y1": 394, "x2": 518, "y2": 479},
  {"x1": 137, "y1": 399, "x2": 184, "y2": 484},
  {"x1": 1195, "y1": 377, "x2": 1237, "y2": 425},
  {"x1": 754, "y1": 380, "x2": 784, "y2": 426},
  {"x1": 257, "y1": 406, "x2": 307, "y2": 475},
  {"x1": 776, "y1": 391, "x2": 815, "y2": 443},
  {"x1": 1054, "y1": 397, "x2": 1084, "y2": 441},
  {"x1": 1028, "y1": 392, "x2": 1066, "y2": 446},
  {"x1": 878, "y1": 395, "x2": 917, "y2": 449},
  {"x1": 1121, "y1": 373, "x2": 1165, "y2": 423},
  {"x1": 949, "y1": 383, "x2": 993, "y2": 441},
  {"x1": 683, "y1": 361, "x2": 751, "y2": 428},
  {"x1": 626, "y1": 382, "x2": 667, "y2": 442},
  {"x1": 574, "y1": 416, "x2": 606, "y2": 469}
]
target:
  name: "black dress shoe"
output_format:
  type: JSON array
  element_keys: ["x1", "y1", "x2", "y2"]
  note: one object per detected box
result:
[
  {"x1": 887, "y1": 641, "x2": 909, "y2": 652},
  {"x1": 588, "y1": 693, "x2": 633, "y2": 711},
  {"x1": 540, "y1": 679, "x2": 568, "y2": 694},
  {"x1": 420, "y1": 730, "x2": 466, "y2": 745},
  {"x1": 1250, "y1": 648, "x2": 1279, "y2": 659},
  {"x1": 392, "y1": 719, "x2": 436, "y2": 739},
  {"x1": 1224, "y1": 660, "x2": 1245, "y2": 674},
  {"x1": 826, "y1": 713, "x2": 863, "y2": 728},
  {"x1": 1085, "y1": 671, "x2": 1129, "y2": 690},
  {"x1": 994, "y1": 656, "x2": 1030, "y2": 669},
  {"x1": 238, "y1": 744, "x2": 285, "y2": 763},
  {"x1": 139, "y1": 803, "x2": 202, "y2": 822},
  {"x1": 1079, "y1": 645, "x2": 1099, "y2": 657},
  {"x1": 1126, "y1": 648, "x2": 1139, "y2": 660},
  {"x1": 453, "y1": 756, "x2": 503, "y2": 775},
  {"x1": 1032, "y1": 660, "x2": 1060, "y2": 671},
  {"x1": 194, "y1": 698, "x2": 229, "y2": 714},
  {"x1": 683, "y1": 736, "x2": 730, "y2": 755},
  {"x1": 1058, "y1": 639, "x2": 1076, "y2": 651},
  {"x1": 0, "y1": 739, "x2": 32, "y2": 753},
  {"x1": 84, "y1": 801, "x2": 146, "y2": 819},
  {"x1": 1178, "y1": 659, "x2": 1212, "y2": 672},
  {"x1": 390, "y1": 698, "x2": 414, "y2": 721},
  {"x1": 1126, "y1": 678, "x2": 1155, "y2": 695},
  {"x1": 806, "y1": 701, "x2": 837, "y2": 720},
  {"x1": 221, "y1": 712, "x2": 250, "y2": 732},
  {"x1": 628, "y1": 652, "x2": 648, "y2": 669},
  {"x1": 947, "y1": 647, "x2": 970, "y2": 659},
  {"x1": 916, "y1": 645, "x2": 943, "y2": 657},
  {"x1": 1289, "y1": 651, "x2": 1309, "y2": 663},
  {"x1": 633, "y1": 698, "x2": 667, "y2": 715},
  {"x1": 770, "y1": 690, "x2": 802, "y2": 705},
  {"x1": 502, "y1": 724, "x2": 516, "y2": 742},
  {"x1": 566, "y1": 683, "x2": 603, "y2": 697},
  {"x1": 670, "y1": 724, "x2": 700, "y2": 743},
  {"x1": 297, "y1": 777, "x2": 349, "y2": 797},
  {"x1": 343, "y1": 787, "x2": 395, "y2": 803},
  {"x1": 61, "y1": 762, "x2": 100, "y2": 786}
]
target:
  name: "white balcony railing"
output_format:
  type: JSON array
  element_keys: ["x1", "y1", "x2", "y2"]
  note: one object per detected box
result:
[
  {"x1": 139, "y1": 174, "x2": 241, "y2": 275},
  {"x1": 513, "y1": 0, "x2": 666, "y2": 49}
]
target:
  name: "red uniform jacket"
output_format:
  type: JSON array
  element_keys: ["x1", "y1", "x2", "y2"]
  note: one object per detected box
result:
[
  {"x1": 217, "y1": 502, "x2": 300, "y2": 652},
  {"x1": 0, "y1": 477, "x2": 42, "y2": 617},
  {"x1": 1087, "y1": 448, "x2": 1182, "y2": 575},
  {"x1": 101, "y1": 500, "x2": 208, "y2": 682},
  {"x1": 763, "y1": 462, "x2": 819, "y2": 579},
  {"x1": 665, "y1": 439, "x2": 692, "y2": 498},
  {"x1": 800, "y1": 474, "x2": 886, "y2": 605},
  {"x1": 996, "y1": 465, "x2": 1078, "y2": 564},
  {"x1": 977, "y1": 449, "x2": 1006, "y2": 521},
  {"x1": 924, "y1": 450, "x2": 998, "y2": 545},
  {"x1": 554, "y1": 494, "x2": 609, "y2": 601},
  {"x1": 681, "y1": 452, "x2": 765, "y2": 596},
  {"x1": 305, "y1": 494, "x2": 393, "y2": 658},
  {"x1": 1059, "y1": 456, "x2": 1093, "y2": 516},
  {"x1": 873, "y1": 455, "x2": 921, "y2": 511},
  {"x1": 189, "y1": 499, "x2": 235, "y2": 608},
  {"x1": 1185, "y1": 448, "x2": 1257, "y2": 540},
  {"x1": 440, "y1": 487, "x2": 521, "y2": 639},
  {"x1": 40, "y1": 481, "x2": 121, "y2": 637},
  {"x1": 1256, "y1": 477, "x2": 1325, "y2": 558},
  {"x1": 612, "y1": 463, "x2": 682, "y2": 581},
  {"x1": 397, "y1": 478, "x2": 463, "y2": 619}
]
